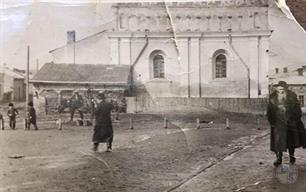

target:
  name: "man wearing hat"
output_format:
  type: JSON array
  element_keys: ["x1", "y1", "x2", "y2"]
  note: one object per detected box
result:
[
  {"x1": 69, "y1": 91, "x2": 84, "y2": 122},
  {"x1": 92, "y1": 91, "x2": 114, "y2": 152},
  {"x1": 267, "y1": 81, "x2": 306, "y2": 166}
]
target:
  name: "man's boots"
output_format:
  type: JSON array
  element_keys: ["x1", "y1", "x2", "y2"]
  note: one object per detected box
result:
[{"x1": 274, "y1": 152, "x2": 282, "y2": 167}]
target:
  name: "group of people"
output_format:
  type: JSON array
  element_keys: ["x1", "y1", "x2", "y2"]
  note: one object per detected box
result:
[
  {"x1": 267, "y1": 81, "x2": 306, "y2": 166},
  {"x1": 1, "y1": 101, "x2": 38, "y2": 130},
  {"x1": 66, "y1": 90, "x2": 115, "y2": 152},
  {"x1": 1, "y1": 83, "x2": 305, "y2": 158},
  {"x1": 90, "y1": 82, "x2": 306, "y2": 155}
]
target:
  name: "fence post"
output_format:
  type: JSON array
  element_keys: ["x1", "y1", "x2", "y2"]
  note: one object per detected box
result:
[
  {"x1": 24, "y1": 118, "x2": 28, "y2": 130},
  {"x1": 226, "y1": 118, "x2": 230, "y2": 129},
  {"x1": 196, "y1": 118, "x2": 200, "y2": 129},
  {"x1": 58, "y1": 118, "x2": 62, "y2": 130},
  {"x1": 164, "y1": 117, "x2": 168, "y2": 129},
  {"x1": 257, "y1": 118, "x2": 260, "y2": 130},
  {"x1": 129, "y1": 115, "x2": 134, "y2": 130},
  {"x1": 0, "y1": 119, "x2": 4, "y2": 130}
]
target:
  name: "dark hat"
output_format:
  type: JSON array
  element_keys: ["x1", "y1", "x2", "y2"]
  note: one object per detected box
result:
[
  {"x1": 96, "y1": 91, "x2": 105, "y2": 100},
  {"x1": 28, "y1": 101, "x2": 33, "y2": 106},
  {"x1": 8, "y1": 103, "x2": 14, "y2": 107},
  {"x1": 274, "y1": 81, "x2": 288, "y2": 88}
]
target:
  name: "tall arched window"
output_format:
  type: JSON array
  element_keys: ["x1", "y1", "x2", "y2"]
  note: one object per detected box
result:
[
  {"x1": 215, "y1": 54, "x2": 226, "y2": 78},
  {"x1": 153, "y1": 54, "x2": 165, "y2": 78},
  {"x1": 213, "y1": 49, "x2": 227, "y2": 79}
]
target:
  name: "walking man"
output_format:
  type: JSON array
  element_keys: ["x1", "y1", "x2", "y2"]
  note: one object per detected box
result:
[
  {"x1": 69, "y1": 91, "x2": 84, "y2": 121},
  {"x1": 267, "y1": 81, "x2": 306, "y2": 166},
  {"x1": 92, "y1": 91, "x2": 114, "y2": 152}
]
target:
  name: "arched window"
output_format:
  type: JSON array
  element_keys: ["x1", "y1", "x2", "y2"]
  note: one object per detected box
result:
[
  {"x1": 153, "y1": 54, "x2": 165, "y2": 78},
  {"x1": 214, "y1": 52, "x2": 227, "y2": 78}
]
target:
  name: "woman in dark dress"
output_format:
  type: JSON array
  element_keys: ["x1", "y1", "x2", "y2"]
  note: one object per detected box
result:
[
  {"x1": 267, "y1": 81, "x2": 306, "y2": 166},
  {"x1": 92, "y1": 92, "x2": 114, "y2": 152}
]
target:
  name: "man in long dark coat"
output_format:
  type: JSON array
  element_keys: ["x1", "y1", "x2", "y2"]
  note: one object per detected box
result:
[
  {"x1": 267, "y1": 81, "x2": 306, "y2": 166},
  {"x1": 27, "y1": 101, "x2": 38, "y2": 130},
  {"x1": 92, "y1": 92, "x2": 114, "y2": 152}
]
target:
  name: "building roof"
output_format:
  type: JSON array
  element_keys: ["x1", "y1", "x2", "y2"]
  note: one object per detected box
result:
[
  {"x1": 31, "y1": 63, "x2": 131, "y2": 85},
  {"x1": 270, "y1": 66, "x2": 306, "y2": 85},
  {"x1": 0, "y1": 66, "x2": 25, "y2": 79}
]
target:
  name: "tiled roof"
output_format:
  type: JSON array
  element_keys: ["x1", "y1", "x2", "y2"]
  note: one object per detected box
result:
[
  {"x1": 31, "y1": 63, "x2": 131, "y2": 85},
  {"x1": 286, "y1": 0, "x2": 306, "y2": 31}
]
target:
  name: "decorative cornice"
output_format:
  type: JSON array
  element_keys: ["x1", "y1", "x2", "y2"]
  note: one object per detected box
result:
[
  {"x1": 108, "y1": 30, "x2": 272, "y2": 38},
  {"x1": 113, "y1": 0, "x2": 268, "y2": 8}
]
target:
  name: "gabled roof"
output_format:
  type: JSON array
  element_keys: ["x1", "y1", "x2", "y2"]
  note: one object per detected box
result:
[
  {"x1": 31, "y1": 63, "x2": 131, "y2": 85},
  {"x1": 0, "y1": 66, "x2": 25, "y2": 79}
]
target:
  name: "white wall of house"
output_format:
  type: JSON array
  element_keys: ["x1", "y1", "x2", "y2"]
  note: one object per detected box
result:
[{"x1": 51, "y1": 32, "x2": 111, "y2": 64}]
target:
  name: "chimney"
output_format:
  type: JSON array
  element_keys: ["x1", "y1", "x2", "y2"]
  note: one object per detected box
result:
[
  {"x1": 298, "y1": 68, "x2": 303, "y2": 76},
  {"x1": 67, "y1": 30, "x2": 76, "y2": 44},
  {"x1": 275, "y1": 68, "x2": 279, "y2": 74}
]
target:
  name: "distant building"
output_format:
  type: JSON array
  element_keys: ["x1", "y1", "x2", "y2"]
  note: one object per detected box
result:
[
  {"x1": 0, "y1": 66, "x2": 26, "y2": 101},
  {"x1": 270, "y1": 65, "x2": 306, "y2": 109},
  {"x1": 30, "y1": 63, "x2": 131, "y2": 113}
]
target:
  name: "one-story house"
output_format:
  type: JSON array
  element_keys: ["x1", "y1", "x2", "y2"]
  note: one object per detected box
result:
[{"x1": 30, "y1": 62, "x2": 131, "y2": 113}]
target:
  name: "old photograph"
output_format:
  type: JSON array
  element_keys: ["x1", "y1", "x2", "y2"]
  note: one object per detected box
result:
[{"x1": 1, "y1": 0, "x2": 306, "y2": 191}]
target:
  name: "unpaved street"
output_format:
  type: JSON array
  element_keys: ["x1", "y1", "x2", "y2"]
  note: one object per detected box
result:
[{"x1": 1, "y1": 112, "x2": 302, "y2": 192}]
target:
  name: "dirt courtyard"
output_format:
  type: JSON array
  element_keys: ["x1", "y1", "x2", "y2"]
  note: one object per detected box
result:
[{"x1": 0, "y1": 111, "x2": 305, "y2": 192}]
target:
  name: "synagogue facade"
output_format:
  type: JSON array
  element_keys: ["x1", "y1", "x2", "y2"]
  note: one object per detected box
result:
[{"x1": 49, "y1": 0, "x2": 272, "y2": 98}]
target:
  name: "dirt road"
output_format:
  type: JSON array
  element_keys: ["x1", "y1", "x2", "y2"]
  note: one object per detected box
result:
[{"x1": 0, "y1": 113, "x2": 289, "y2": 192}]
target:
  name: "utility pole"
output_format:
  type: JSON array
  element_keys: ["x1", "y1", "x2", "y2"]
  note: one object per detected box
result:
[
  {"x1": 26, "y1": 46, "x2": 30, "y2": 129},
  {"x1": 36, "y1": 59, "x2": 39, "y2": 74}
]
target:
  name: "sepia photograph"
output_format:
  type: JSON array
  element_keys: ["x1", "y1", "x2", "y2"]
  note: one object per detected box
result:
[{"x1": 0, "y1": 0, "x2": 306, "y2": 191}]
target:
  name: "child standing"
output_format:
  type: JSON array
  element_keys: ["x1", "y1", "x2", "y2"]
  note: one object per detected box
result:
[
  {"x1": 7, "y1": 103, "x2": 18, "y2": 130},
  {"x1": 27, "y1": 101, "x2": 38, "y2": 130}
]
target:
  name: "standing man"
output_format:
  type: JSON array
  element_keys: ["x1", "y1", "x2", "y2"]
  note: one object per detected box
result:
[
  {"x1": 7, "y1": 103, "x2": 18, "y2": 130},
  {"x1": 267, "y1": 81, "x2": 306, "y2": 166},
  {"x1": 69, "y1": 91, "x2": 84, "y2": 121},
  {"x1": 27, "y1": 101, "x2": 38, "y2": 130},
  {"x1": 92, "y1": 91, "x2": 114, "y2": 152}
]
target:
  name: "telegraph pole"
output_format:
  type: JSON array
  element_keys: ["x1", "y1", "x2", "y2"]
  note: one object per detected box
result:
[{"x1": 26, "y1": 46, "x2": 30, "y2": 129}]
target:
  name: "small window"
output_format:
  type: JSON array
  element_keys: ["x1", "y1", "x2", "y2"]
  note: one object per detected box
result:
[
  {"x1": 299, "y1": 95, "x2": 304, "y2": 107},
  {"x1": 283, "y1": 67, "x2": 288, "y2": 73},
  {"x1": 215, "y1": 54, "x2": 227, "y2": 78},
  {"x1": 153, "y1": 54, "x2": 165, "y2": 78}
]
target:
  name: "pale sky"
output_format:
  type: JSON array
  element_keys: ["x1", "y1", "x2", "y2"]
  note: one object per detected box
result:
[
  {"x1": 0, "y1": 0, "x2": 305, "y2": 72},
  {"x1": 0, "y1": 0, "x2": 208, "y2": 70}
]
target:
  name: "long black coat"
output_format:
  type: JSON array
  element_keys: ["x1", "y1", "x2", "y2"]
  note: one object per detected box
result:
[
  {"x1": 28, "y1": 106, "x2": 37, "y2": 124},
  {"x1": 267, "y1": 90, "x2": 306, "y2": 152},
  {"x1": 92, "y1": 101, "x2": 113, "y2": 143}
]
